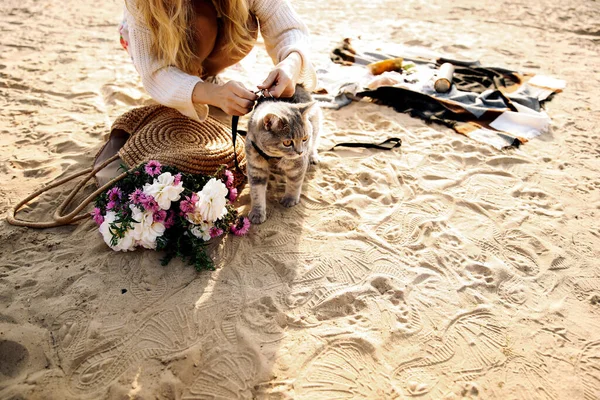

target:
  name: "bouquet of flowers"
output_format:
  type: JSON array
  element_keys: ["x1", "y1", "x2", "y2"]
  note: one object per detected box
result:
[{"x1": 91, "y1": 160, "x2": 250, "y2": 271}]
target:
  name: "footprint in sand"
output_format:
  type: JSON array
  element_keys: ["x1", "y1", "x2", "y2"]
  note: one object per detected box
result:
[
  {"x1": 294, "y1": 339, "x2": 400, "y2": 399},
  {"x1": 65, "y1": 264, "x2": 251, "y2": 396},
  {"x1": 183, "y1": 350, "x2": 259, "y2": 399},
  {"x1": 450, "y1": 172, "x2": 520, "y2": 209},
  {"x1": 393, "y1": 311, "x2": 508, "y2": 397},
  {"x1": 497, "y1": 275, "x2": 529, "y2": 305},
  {"x1": 68, "y1": 306, "x2": 208, "y2": 395},
  {"x1": 241, "y1": 296, "x2": 287, "y2": 339},
  {"x1": 578, "y1": 340, "x2": 600, "y2": 400},
  {"x1": 571, "y1": 277, "x2": 600, "y2": 302},
  {"x1": 287, "y1": 272, "x2": 448, "y2": 339},
  {"x1": 365, "y1": 194, "x2": 454, "y2": 248},
  {"x1": 393, "y1": 310, "x2": 560, "y2": 398},
  {"x1": 51, "y1": 309, "x2": 90, "y2": 363},
  {"x1": 497, "y1": 272, "x2": 558, "y2": 311}
]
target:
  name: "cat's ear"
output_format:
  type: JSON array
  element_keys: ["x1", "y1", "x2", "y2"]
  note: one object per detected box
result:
[
  {"x1": 298, "y1": 101, "x2": 316, "y2": 116},
  {"x1": 263, "y1": 113, "x2": 282, "y2": 131}
]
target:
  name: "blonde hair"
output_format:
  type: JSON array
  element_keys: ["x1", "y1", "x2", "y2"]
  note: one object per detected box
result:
[{"x1": 132, "y1": 0, "x2": 255, "y2": 76}]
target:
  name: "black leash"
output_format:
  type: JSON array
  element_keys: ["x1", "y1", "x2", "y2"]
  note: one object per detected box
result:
[
  {"x1": 329, "y1": 137, "x2": 402, "y2": 151},
  {"x1": 231, "y1": 115, "x2": 241, "y2": 172}
]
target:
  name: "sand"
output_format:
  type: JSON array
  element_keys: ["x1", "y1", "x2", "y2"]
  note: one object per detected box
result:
[{"x1": 1, "y1": 0, "x2": 600, "y2": 398}]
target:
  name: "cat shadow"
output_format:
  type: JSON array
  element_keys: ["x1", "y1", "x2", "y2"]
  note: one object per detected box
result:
[
  {"x1": 193, "y1": 165, "x2": 318, "y2": 396},
  {"x1": 180, "y1": 155, "x2": 368, "y2": 396}
]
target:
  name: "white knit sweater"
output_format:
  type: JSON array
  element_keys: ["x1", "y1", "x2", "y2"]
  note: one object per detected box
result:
[{"x1": 122, "y1": 0, "x2": 317, "y2": 121}]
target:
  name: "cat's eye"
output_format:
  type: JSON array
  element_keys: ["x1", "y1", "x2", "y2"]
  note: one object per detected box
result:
[
  {"x1": 283, "y1": 140, "x2": 292, "y2": 147},
  {"x1": 302, "y1": 136, "x2": 309, "y2": 142}
]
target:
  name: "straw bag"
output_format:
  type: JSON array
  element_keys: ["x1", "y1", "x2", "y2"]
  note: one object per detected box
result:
[{"x1": 7, "y1": 105, "x2": 246, "y2": 228}]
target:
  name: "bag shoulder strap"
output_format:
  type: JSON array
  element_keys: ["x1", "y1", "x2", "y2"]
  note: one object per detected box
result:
[{"x1": 7, "y1": 154, "x2": 127, "y2": 228}]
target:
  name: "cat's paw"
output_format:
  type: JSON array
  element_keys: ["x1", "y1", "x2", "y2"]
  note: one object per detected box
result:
[
  {"x1": 280, "y1": 195, "x2": 300, "y2": 208},
  {"x1": 309, "y1": 153, "x2": 320, "y2": 165},
  {"x1": 248, "y1": 208, "x2": 266, "y2": 224}
]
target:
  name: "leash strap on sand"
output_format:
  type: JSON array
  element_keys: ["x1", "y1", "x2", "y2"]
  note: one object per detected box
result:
[
  {"x1": 7, "y1": 154, "x2": 128, "y2": 228},
  {"x1": 329, "y1": 137, "x2": 402, "y2": 151}
]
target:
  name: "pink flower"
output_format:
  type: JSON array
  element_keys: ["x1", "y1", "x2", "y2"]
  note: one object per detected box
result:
[
  {"x1": 164, "y1": 212, "x2": 176, "y2": 229},
  {"x1": 179, "y1": 201, "x2": 193, "y2": 215},
  {"x1": 145, "y1": 160, "x2": 162, "y2": 176},
  {"x1": 153, "y1": 210, "x2": 167, "y2": 223},
  {"x1": 230, "y1": 217, "x2": 250, "y2": 236},
  {"x1": 107, "y1": 187, "x2": 122, "y2": 201},
  {"x1": 91, "y1": 207, "x2": 104, "y2": 225},
  {"x1": 106, "y1": 200, "x2": 117, "y2": 211},
  {"x1": 228, "y1": 187, "x2": 238, "y2": 202},
  {"x1": 129, "y1": 189, "x2": 145, "y2": 204},
  {"x1": 179, "y1": 193, "x2": 198, "y2": 215},
  {"x1": 223, "y1": 170, "x2": 234, "y2": 189},
  {"x1": 210, "y1": 227, "x2": 224, "y2": 238},
  {"x1": 173, "y1": 173, "x2": 182, "y2": 186},
  {"x1": 141, "y1": 196, "x2": 159, "y2": 213}
]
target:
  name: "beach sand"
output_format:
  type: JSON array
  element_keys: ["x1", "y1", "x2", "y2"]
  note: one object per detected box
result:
[{"x1": 1, "y1": 0, "x2": 600, "y2": 398}]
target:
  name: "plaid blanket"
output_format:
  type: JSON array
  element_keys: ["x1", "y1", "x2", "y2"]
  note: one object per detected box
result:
[{"x1": 317, "y1": 39, "x2": 565, "y2": 149}]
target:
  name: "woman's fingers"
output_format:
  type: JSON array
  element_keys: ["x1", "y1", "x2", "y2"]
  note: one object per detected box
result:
[
  {"x1": 235, "y1": 98, "x2": 255, "y2": 111},
  {"x1": 258, "y1": 70, "x2": 278, "y2": 90},
  {"x1": 228, "y1": 101, "x2": 249, "y2": 116},
  {"x1": 269, "y1": 82, "x2": 285, "y2": 98},
  {"x1": 259, "y1": 68, "x2": 295, "y2": 98},
  {"x1": 221, "y1": 81, "x2": 256, "y2": 115},
  {"x1": 231, "y1": 83, "x2": 258, "y2": 101}
]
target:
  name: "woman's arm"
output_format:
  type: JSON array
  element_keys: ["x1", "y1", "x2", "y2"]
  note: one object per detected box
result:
[
  {"x1": 253, "y1": 0, "x2": 318, "y2": 93},
  {"x1": 124, "y1": 5, "x2": 209, "y2": 121}
]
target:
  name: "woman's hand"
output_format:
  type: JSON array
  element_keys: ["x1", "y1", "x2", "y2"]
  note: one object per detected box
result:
[
  {"x1": 194, "y1": 80, "x2": 257, "y2": 116},
  {"x1": 258, "y1": 52, "x2": 302, "y2": 98},
  {"x1": 213, "y1": 81, "x2": 258, "y2": 116}
]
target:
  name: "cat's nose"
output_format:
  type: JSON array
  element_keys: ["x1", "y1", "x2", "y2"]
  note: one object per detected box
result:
[{"x1": 295, "y1": 150, "x2": 304, "y2": 155}]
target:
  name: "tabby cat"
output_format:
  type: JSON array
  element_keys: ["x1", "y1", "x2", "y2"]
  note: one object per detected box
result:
[{"x1": 245, "y1": 85, "x2": 322, "y2": 224}]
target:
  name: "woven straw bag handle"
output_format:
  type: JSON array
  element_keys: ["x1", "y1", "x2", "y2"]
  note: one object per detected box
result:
[{"x1": 7, "y1": 154, "x2": 128, "y2": 228}]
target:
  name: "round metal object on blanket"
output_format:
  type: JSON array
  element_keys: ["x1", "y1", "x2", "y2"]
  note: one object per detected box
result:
[{"x1": 111, "y1": 105, "x2": 246, "y2": 186}]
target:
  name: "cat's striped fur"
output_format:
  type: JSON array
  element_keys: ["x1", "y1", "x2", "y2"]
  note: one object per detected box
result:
[{"x1": 245, "y1": 85, "x2": 322, "y2": 224}]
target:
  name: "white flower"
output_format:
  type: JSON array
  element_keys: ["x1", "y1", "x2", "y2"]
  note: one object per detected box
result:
[
  {"x1": 190, "y1": 221, "x2": 213, "y2": 241},
  {"x1": 195, "y1": 178, "x2": 228, "y2": 223},
  {"x1": 143, "y1": 172, "x2": 184, "y2": 210},
  {"x1": 99, "y1": 211, "x2": 136, "y2": 252},
  {"x1": 129, "y1": 205, "x2": 166, "y2": 249}
]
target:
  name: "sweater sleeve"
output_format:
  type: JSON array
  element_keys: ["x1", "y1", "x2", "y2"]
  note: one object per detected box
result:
[
  {"x1": 252, "y1": 0, "x2": 317, "y2": 91},
  {"x1": 123, "y1": 5, "x2": 209, "y2": 122}
]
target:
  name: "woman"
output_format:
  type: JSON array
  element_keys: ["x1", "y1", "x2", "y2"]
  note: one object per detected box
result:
[{"x1": 120, "y1": 0, "x2": 317, "y2": 121}]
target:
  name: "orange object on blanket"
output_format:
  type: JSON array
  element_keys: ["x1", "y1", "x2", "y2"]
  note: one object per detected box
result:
[{"x1": 367, "y1": 57, "x2": 404, "y2": 75}]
